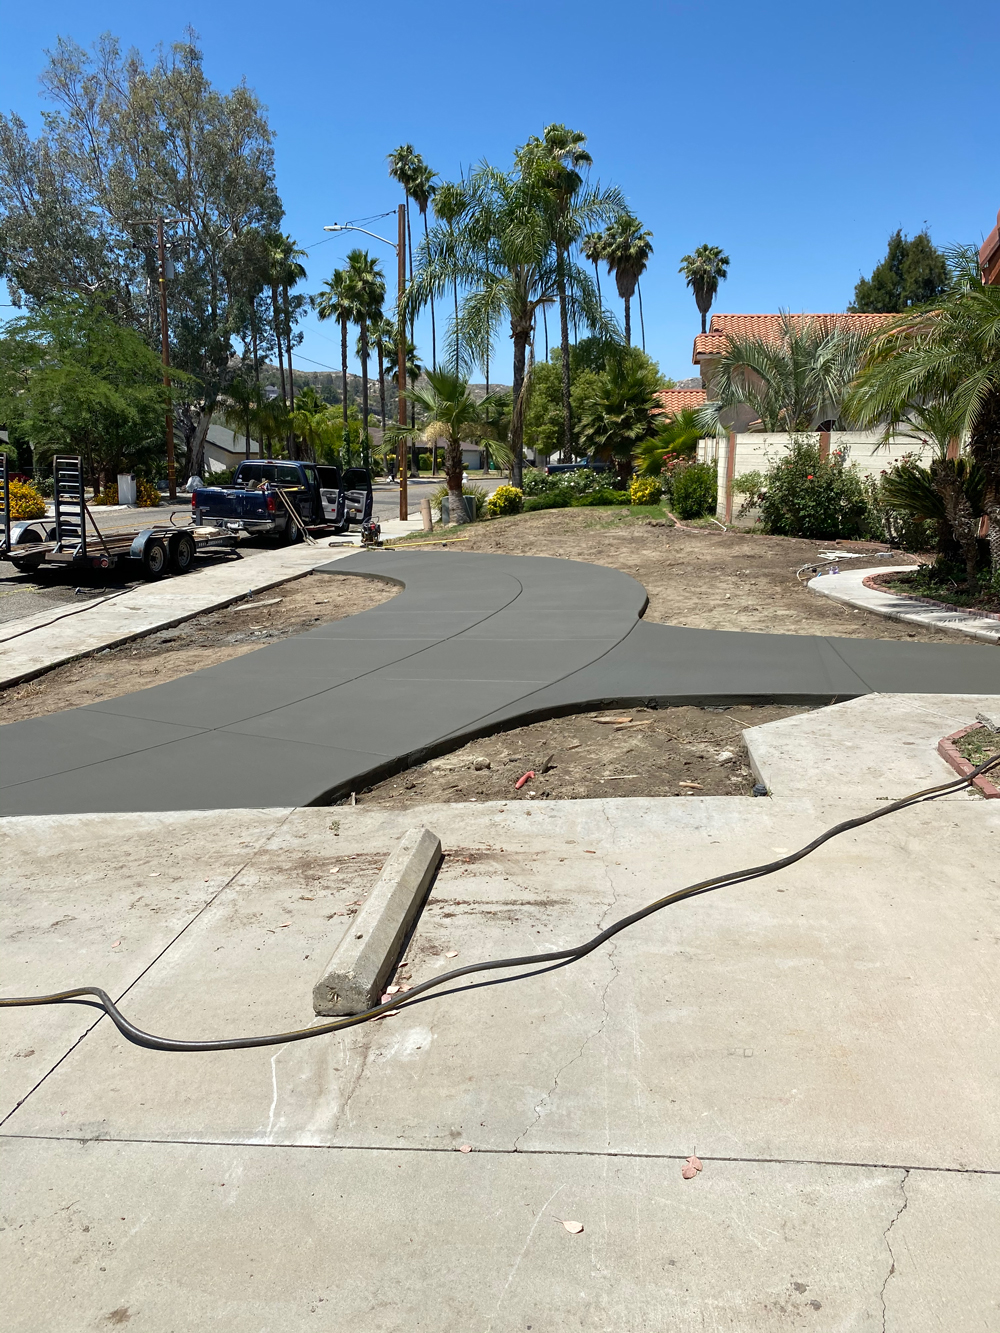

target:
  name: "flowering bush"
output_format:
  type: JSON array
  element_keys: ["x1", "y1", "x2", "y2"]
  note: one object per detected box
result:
[
  {"x1": 8, "y1": 479, "x2": 46, "y2": 519},
  {"x1": 93, "y1": 478, "x2": 162, "y2": 507},
  {"x1": 758, "y1": 441, "x2": 866, "y2": 539},
  {"x1": 487, "y1": 484, "x2": 524, "y2": 517},
  {"x1": 671, "y1": 462, "x2": 718, "y2": 519},
  {"x1": 629, "y1": 476, "x2": 663, "y2": 506}
]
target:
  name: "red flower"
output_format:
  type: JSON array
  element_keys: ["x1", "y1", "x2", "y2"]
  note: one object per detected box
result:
[{"x1": 807, "y1": 474, "x2": 814, "y2": 480}]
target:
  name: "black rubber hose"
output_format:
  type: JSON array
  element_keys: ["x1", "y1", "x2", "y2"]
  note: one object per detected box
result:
[{"x1": 2, "y1": 750, "x2": 997, "y2": 1053}]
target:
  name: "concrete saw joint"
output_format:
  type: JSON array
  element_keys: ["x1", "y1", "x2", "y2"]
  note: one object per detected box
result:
[{"x1": 312, "y1": 825, "x2": 442, "y2": 1015}]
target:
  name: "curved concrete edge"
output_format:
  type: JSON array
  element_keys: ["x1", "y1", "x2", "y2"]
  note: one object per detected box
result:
[{"x1": 809, "y1": 566, "x2": 1000, "y2": 644}]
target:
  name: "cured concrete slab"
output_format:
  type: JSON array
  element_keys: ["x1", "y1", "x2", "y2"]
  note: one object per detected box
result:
[
  {"x1": 9, "y1": 1137, "x2": 988, "y2": 1333},
  {"x1": 744, "y1": 692, "x2": 1000, "y2": 799},
  {"x1": 2, "y1": 551, "x2": 997, "y2": 817}
]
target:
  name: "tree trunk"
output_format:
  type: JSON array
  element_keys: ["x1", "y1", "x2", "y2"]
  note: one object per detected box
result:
[
  {"x1": 360, "y1": 319, "x2": 370, "y2": 472},
  {"x1": 377, "y1": 345, "x2": 386, "y2": 430},
  {"x1": 637, "y1": 282, "x2": 646, "y2": 352},
  {"x1": 454, "y1": 275, "x2": 460, "y2": 375},
  {"x1": 700, "y1": 308, "x2": 707, "y2": 335},
  {"x1": 271, "y1": 285, "x2": 287, "y2": 404},
  {"x1": 510, "y1": 323, "x2": 530, "y2": 489},
  {"x1": 969, "y1": 384, "x2": 1000, "y2": 572},
  {"x1": 624, "y1": 294, "x2": 632, "y2": 347},
  {"x1": 593, "y1": 262, "x2": 602, "y2": 305},
  {"x1": 931, "y1": 458, "x2": 981, "y2": 587},
  {"x1": 446, "y1": 431, "x2": 466, "y2": 525},
  {"x1": 187, "y1": 401, "x2": 215, "y2": 481},
  {"x1": 424, "y1": 212, "x2": 436, "y2": 370},
  {"x1": 557, "y1": 247, "x2": 573, "y2": 460}
]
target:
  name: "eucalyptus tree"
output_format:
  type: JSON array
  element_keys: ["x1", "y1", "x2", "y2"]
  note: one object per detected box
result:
[
  {"x1": 602, "y1": 214, "x2": 653, "y2": 347},
  {"x1": 410, "y1": 161, "x2": 617, "y2": 485},
  {"x1": 517, "y1": 125, "x2": 623, "y2": 454},
  {"x1": 679, "y1": 244, "x2": 730, "y2": 335},
  {"x1": 432, "y1": 182, "x2": 469, "y2": 373},
  {"x1": 0, "y1": 34, "x2": 283, "y2": 477}
]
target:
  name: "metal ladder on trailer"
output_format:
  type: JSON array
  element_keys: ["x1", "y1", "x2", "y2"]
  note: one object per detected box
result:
[{"x1": 53, "y1": 455, "x2": 86, "y2": 557}]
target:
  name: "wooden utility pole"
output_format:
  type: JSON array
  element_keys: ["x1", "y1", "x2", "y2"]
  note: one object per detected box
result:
[
  {"x1": 397, "y1": 203, "x2": 409, "y2": 522},
  {"x1": 156, "y1": 218, "x2": 177, "y2": 500}
]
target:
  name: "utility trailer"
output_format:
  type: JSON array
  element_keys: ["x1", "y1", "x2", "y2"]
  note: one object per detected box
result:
[{"x1": 0, "y1": 455, "x2": 237, "y2": 580}]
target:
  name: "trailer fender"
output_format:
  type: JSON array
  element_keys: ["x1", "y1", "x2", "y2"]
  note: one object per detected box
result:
[
  {"x1": 128, "y1": 529, "x2": 159, "y2": 560},
  {"x1": 9, "y1": 521, "x2": 45, "y2": 546}
]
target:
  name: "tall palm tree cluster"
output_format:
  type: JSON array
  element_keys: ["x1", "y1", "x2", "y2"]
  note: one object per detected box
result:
[{"x1": 314, "y1": 250, "x2": 387, "y2": 467}]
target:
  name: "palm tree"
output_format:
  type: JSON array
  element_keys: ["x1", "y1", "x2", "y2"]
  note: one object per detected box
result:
[
  {"x1": 698, "y1": 313, "x2": 876, "y2": 435},
  {"x1": 581, "y1": 231, "x2": 604, "y2": 305},
  {"x1": 345, "y1": 249, "x2": 386, "y2": 463},
  {"x1": 846, "y1": 246, "x2": 1000, "y2": 577},
  {"x1": 679, "y1": 244, "x2": 730, "y2": 335},
  {"x1": 387, "y1": 339, "x2": 424, "y2": 472},
  {"x1": 387, "y1": 369, "x2": 496, "y2": 522},
  {"x1": 576, "y1": 349, "x2": 662, "y2": 484},
  {"x1": 635, "y1": 407, "x2": 704, "y2": 476},
  {"x1": 518, "y1": 126, "x2": 623, "y2": 457},
  {"x1": 602, "y1": 214, "x2": 653, "y2": 347},
  {"x1": 409, "y1": 160, "x2": 438, "y2": 369},
  {"x1": 387, "y1": 144, "x2": 420, "y2": 283},
  {"x1": 370, "y1": 315, "x2": 396, "y2": 431},
  {"x1": 432, "y1": 182, "x2": 469, "y2": 374},
  {"x1": 315, "y1": 265, "x2": 365, "y2": 456},
  {"x1": 278, "y1": 237, "x2": 308, "y2": 412},
  {"x1": 409, "y1": 161, "x2": 617, "y2": 486},
  {"x1": 264, "y1": 232, "x2": 291, "y2": 406}
]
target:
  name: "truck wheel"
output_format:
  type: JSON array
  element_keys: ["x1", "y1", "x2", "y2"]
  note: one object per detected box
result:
[
  {"x1": 282, "y1": 520, "x2": 303, "y2": 545},
  {"x1": 170, "y1": 532, "x2": 196, "y2": 572},
  {"x1": 141, "y1": 537, "x2": 167, "y2": 579}
]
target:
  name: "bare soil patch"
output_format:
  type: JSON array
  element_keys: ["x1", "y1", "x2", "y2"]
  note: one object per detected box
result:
[
  {"x1": 350, "y1": 703, "x2": 809, "y2": 806},
  {"x1": 409, "y1": 508, "x2": 987, "y2": 645},
  {"x1": 0, "y1": 572, "x2": 395, "y2": 724}
]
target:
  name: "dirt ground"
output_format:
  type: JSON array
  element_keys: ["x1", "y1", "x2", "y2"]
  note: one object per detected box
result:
[
  {"x1": 416, "y1": 508, "x2": 992, "y2": 646},
  {"x1": 0, "y1": 572, "x2": 395, "y2": 725},
  {"x1": 351, "y1": 703, "x2": 810, "y2": 807}
]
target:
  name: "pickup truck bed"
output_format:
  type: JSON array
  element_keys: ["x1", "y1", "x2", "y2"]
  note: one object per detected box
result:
[{"x1": 192, "y1": 461, "x2": 372, "y2": 541}]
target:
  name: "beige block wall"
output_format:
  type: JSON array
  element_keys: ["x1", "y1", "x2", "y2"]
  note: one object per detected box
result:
[{"x1": 703, "y1": 432, "x2": 937, "y2": 520}]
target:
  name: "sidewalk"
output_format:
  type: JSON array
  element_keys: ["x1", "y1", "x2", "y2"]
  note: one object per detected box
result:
[
  {"x1": 0, "y1": 543, "x2": 355, "y2": 689},
  {"x1": 810, "y1": 564, "x2": 1000, "y2": 643},
  {"x1": 1, "y1": 694, "x2": 997, "y2": 1330}
]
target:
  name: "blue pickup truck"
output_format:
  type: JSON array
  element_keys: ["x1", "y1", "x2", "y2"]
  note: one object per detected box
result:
[{"x1": 191, "y1": 461, "x2": 373, "y2": 542}]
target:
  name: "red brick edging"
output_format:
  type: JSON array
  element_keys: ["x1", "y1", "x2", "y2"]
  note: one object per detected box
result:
[{"x1": 937, "y1": 724, "x2": 1000, "y2": 798}]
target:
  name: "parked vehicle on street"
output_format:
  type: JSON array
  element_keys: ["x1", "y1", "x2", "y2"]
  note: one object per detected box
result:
[
  {"x1": 544, "y1": 459, "x2": 608, "y2": 476},
  {"x1": 191, "y1": 461, "x2": 373, "y2": 542}
]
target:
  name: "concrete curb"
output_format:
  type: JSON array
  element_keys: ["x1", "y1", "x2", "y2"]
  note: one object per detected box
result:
[
  {"x1": 809, "y1": 566, "x2": 1000, "y2": 643},
  {"x1": 313, "y1": 826, "x2": 442, "y2": 1015}
]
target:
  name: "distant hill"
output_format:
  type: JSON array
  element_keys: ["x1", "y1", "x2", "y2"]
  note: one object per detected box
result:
[{"x1": 257, "y1": 361, "x2": 510, "y2": 415}]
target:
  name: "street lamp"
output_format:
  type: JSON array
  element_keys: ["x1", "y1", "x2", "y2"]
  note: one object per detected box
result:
[{"x1": 324, "y1": 207, "x2": 410, "y2": 521}]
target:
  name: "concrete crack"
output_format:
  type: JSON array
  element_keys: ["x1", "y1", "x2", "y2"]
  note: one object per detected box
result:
[
  {"x1": 878, "y1": 1168, "x2": 909, "y2": 1332},
  {"x1": 513, "y1": 847, "x2": 620, "y2": 1151}
]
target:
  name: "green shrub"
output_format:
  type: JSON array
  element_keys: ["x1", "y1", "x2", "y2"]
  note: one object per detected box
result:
[
  {"x1": 629, "y1": 476, "x2": 662, "y2": 506},
  {"x1": 487, "y1": 484, "x2": 524, "y2": 517},
  {"x1": 523, "y1": 491, "x2": 572, "y2": 512},
  {"x1": 671, "y1": 462, "x2": 718, "y2": 519},
  {"x1": 570, "y1": 488, "x2": 631, "y2": 507},
  {"x1": 8, "y1": 479, "x2": 46, "y2": 519},
  {"x1": 758, "y1": 441, "x2": 866, "y2": 539},
  {"x1": 417, "y1": 453, "x2": 432, "y2": 472}
]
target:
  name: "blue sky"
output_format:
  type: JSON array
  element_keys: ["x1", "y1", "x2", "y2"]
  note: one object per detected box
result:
[{"x1": 2, "y1": 0, "x2": 996, "y2": 385}]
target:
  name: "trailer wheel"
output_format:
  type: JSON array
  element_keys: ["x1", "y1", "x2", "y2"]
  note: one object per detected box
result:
[
  {"x1": 140, "y1": 537, "x2": 168, "y2": 579},
  {"x1": 170, "y1": 532, "x2": 196, "y2": 572},
  {"x1": 10, "y1": 528, "x2": 45, "y2": 573}
]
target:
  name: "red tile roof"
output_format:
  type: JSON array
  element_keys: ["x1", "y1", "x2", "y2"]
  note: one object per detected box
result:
[
  {"x1": 692, "y1": 312, "x2": 893, "y2": 364},
  {"x1": 981, "y1": 208, "x2": 1000, "y2": 286},
  {"x1": 655, "y1": 387, "x2": 706, "y2": 416}
]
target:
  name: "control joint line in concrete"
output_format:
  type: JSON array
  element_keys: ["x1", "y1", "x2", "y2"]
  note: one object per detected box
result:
[
  {"x1": 1, "y1": 1133, "x2": 995, "y2": 1177},
  {"x1": 2, "y1": 551, "x2": 996, "y2": 817}
]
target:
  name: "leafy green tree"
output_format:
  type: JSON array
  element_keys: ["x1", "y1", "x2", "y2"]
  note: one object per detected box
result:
[
  {"x1": 0, "y1": 297, "x2": 173, "y2": 488},
  {"x1": 679, "y1": 244, "x2": 730, "y2": 335},
  {"x1": 524, "y1": 350, "x2": 602, "y2": 459},
  {"x1": 850, "y1": 230, "x2": 949, "y2": 313},
  {"x1": 601, "y1": 214, "x2": 654, "y2": 347},
  {"x1": 576, "y1": 349, "x2": 662, "y2": 483},
  {"x1": 0, "y1": 34, "x2": 283, "y2": 476}
]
